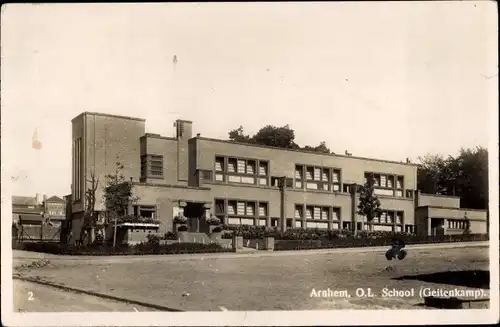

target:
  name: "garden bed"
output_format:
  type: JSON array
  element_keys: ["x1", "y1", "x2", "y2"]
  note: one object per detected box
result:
[
  {"x1": 274, "y1": 233, "x2": 489, "y2": 251},
  {"x1": 12, "y1": 241, "x2": 233, "y2": 256}
]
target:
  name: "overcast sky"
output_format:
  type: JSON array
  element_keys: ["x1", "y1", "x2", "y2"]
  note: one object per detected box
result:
[{"x1": 1, "y1": 2, "x2": 497, "y2": 197}]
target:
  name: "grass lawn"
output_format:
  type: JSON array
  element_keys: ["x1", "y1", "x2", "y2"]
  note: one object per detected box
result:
[{"x1": 13, "y1": 246, "x2": 489, "y2": 311}]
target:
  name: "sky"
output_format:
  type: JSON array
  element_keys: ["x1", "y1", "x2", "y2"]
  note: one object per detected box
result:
[{"x1": 1, "y1": 2, "x2": 498, "y2": 197}]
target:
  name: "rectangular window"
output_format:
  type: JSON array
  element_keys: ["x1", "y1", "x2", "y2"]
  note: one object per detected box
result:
[
  {"x1": 305, "y1": 206, "x2": 313, "y2": 219},
  {"x1": 396, "y1": 211, "x2": 403, "y2": 224},
  {"x1": 246, "y1": 160, "x2": 255, "y2": 175},
  {"x1": 237, "y1": 160, "x2": 246, "y2": 173},
  {"x1": 321, "y1": 168, "x2": 329, "y2": 182},
  {"x1": 380, "y1": 175, "x2": 387, "y2": 187},
  {"x1": 215, "y1": 157, "x2": 224, "y2": 172},
  {"x1": 321, "y1": 207, "x2": 329, "y2": 220},
  {"x1": 332, "y1": 170, "x2": 340, "y2": 183},
  {"x1": 259, "y1": 161, "x2": 268, "y2": 176},
  {"x1": 387, "y1": 176, "x2": 394, "y2": 188},
  {"x1": 236, "y1": 201, "x2": 246, "y2": 215},
  {"x1": 396, "y1": 176, "x2": 404, "y2": 189},
  {"x1": 295, "y1": 165, "x2": 303, "y2": 179},
  {"x1": 387, "y1": 211, "x2": 394, "y2": 224},
  {"x1": 313, "y1": 168, "x2": 321, "y2": 181},
  {"x1": 286, "y1": 219, "x2": 292, "y2": 228},
  {"x1": 259, "y1": 203, "x2": 268, "y2": 217},
  {"x1": 306, "y1": 167, "x2": 314, "y2": 180},
  {"x1": 295, "y1": 220, "x2": 302, "y2": 228},
  {"x1": 228, "y1": 158, "x2": 237, "y2": 173},
  {"x1": 228, "y1": 201, "x2": 236, "y2": 215},
  {"x1": 295, "y1": 205, "x2": 303, "y2": 219},
  {"x1": 246, "y1": 202, "x2": 255, "y2": 216},
  {"x1": 141, "y1": 154, "x2": 164, "y2": 179},
  {"x1": 332, "y1": 208, "x2": 340, "y2": 220},
  {"x1": 380, "y1": 211, "x2": 387, "y2": 223},
  {"x1": 215, "y1": 199, "x2": 225, "y2": 215},
  {"x1": 134, "y1": 205, "x2": 156, "y2": 219},
  {"x1": 313, "y1": 207, "x2": 321, "y2": 220}
]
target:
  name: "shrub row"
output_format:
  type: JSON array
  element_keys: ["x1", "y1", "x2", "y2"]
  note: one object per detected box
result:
[
  {"x1": 13, "y1": 241, "x2": 232, "y2": 256},
  {"x1": 274, "y1": 233, "x2": 489, "y2": 251},
  {"x1": 221, "y1": 225, "x2": 417, "y2": 240}
]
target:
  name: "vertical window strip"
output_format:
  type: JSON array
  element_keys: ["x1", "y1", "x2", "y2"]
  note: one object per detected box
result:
[
  {"x1": 259, "y1": 161, "x2": 268, "y2": 176},
  {"x1": 313, "y1": 168, "x2": 321, "y2": 181},
  {"x1": 313, "y1": 207, "x2": 321, "y2": 219},
  {"x1": 305, "y1": 207, "x2": 313, "y2": 219},
  {"x1": 259, "y1": 203, "x2": 267, "y2": 216},
  {"x1": 237, "y1": 160, "x2": 246, "y2": 173},
  {"x1": 236, "y1": 201, "x2": 245, "y2": 215}
]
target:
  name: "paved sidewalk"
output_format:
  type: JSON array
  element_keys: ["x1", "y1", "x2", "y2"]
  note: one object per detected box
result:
[{"x1": 12, "y1": 241, "x2": 488, "y2": 265}]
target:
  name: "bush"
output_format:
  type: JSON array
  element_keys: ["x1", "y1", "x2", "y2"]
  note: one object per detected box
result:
[
  {"x1": 205, "y1": 215, "x2": 221, "y2": 226},
  {"x1": 164, "y1": 231, "x2": 178, "y2": 240},
  {"x1": 146, "y1": 233, "x2": 161, "y2": 245},
  {"x1": 173, "y1": 215, "x2": 188, "y2": 224},
  {"x1": 177, "y1": 225, "x2": 188, "y2": 232},
  {"x1": 13, "y1": 241, "x2": 232, "y2": 256},
  {"x1": 274, "y1": 233, "x2": 489, "y2": 251},
  {"x1": 212, "y1": 226, "x2": 223, "y2": 233}
]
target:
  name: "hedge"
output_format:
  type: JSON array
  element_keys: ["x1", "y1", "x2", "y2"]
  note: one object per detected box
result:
[
  {"x1": 274, "y1": 233, "x2": 489, "y2": 251},
  {"x1": 13, "y1": 241, "x2": 232, "y2": 256}
]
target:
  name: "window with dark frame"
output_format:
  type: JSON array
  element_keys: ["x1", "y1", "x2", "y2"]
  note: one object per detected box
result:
[
  {"x1": 133, "y1": 205, "x2": 156, "y2": 219},
  {"x1": 141, "y1": 154, "x2": 164, "y2": 179},
  {"x1": 365, "y1": 172, "x2": 405, "y2": 197},
  {"x1": 214, "y1": 156, "x2": 269, "y2": 185}
]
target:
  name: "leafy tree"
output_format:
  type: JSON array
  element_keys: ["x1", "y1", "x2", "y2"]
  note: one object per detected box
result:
[
  {"x1": 228, "y1": 124, "x2": 332, "y2": 153},
  {"x1": 417, "y1": 146, "x2": 488, "y2": 210},
  {"x1": 357, "y1": 173, "x2": 382, "y2": 231},
  {"x1": 103, "y1": 160, "x2": 139, "y2": 246},
  {"x1": 302, "y1": 141, "x2": 331, "y2": 154},
  {"x1": 228, "y1": 126, "x2": 254, "y2": 143}
]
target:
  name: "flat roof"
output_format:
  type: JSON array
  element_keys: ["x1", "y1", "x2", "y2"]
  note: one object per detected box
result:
[
  {"x1": 72, "y1": 112, "x2": 146, "y2": 123},
  {"x1": 196, "y1": 137, "x2": 420, "y2": 167}
]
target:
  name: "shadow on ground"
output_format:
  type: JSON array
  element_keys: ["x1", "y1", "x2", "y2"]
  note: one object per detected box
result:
[{"x1": 394, "y1": 270, "x2": 489, "y2": 289}]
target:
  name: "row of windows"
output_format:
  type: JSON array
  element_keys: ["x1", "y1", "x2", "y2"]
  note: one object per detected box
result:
[
  {"x1": 294, "y1": 205, "x2": 341, "y2": 221},
  {"x1": 370, "y1": 210, "x2": 404, "y2": 224},
  {"x1": 364, "y1": 172, "x2": 404, "y2": 189},
  {"x1": 215, "y1": 199, "x2": 268, "y2": 217},
  {"x1": 448, "y1": 220, "x2": 468, "y2": 229}
]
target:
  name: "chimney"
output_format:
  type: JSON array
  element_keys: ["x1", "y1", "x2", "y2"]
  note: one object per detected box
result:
[
  {"x1": 196, "y1": 133, "x2": 201, "y2": 137},
  {"x1": 43, "y1": 194, "x2": 48, "y2": 202},
  {"x1": 175, "y1": 119, "x2": 192, "y2": 140},
  {"x1": 406, "y1": 158, "x2": 410, "y2": 164},
  {"x1": 36, "y1": 193, "x2": 43, "y2": 205}
]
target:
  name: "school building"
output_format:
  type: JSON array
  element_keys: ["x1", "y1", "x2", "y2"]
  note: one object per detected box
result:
[{"x1": 68, "y1": 112, "x2": 488, "y2": 242}]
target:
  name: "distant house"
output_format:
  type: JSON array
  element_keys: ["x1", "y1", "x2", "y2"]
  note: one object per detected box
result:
[{"x1": 12, "y1": 193, "x2": 68, "y2": 242}]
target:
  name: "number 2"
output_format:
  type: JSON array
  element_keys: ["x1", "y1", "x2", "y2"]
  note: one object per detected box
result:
[{"x1": 28, "y1": 292, "x2": 34, "y2": 301}]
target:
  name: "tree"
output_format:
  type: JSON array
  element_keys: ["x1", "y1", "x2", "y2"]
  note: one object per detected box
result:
[
  {"x1": 228, "y1": 124, "x2": 332, "y2": 153},
  {"x1": 357, "y1": 173, "x2": 382, "y2": 231},
  {"x1": 103, "y1": 160, "x2": 139, "y2": 247},
  {"x1": 417, "y1": 147, "x2": 488, "y2": 210},
  {"x1": 79, "y1": 172, "x2": 100, "y2": 244},
  {"x1": 302, "y1": 141, "x2": 331, "y2": 154},
  {"x1": 228, "y1": 126, "x2": 254, "y2": 143}
]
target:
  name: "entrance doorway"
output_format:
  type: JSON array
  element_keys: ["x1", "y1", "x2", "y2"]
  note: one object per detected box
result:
[
  {"x1": 430, "y1": 218, "x2": 445, "y2": 236},
  {"x1": 183, "y1": 202, "x2": 205, "y2": 232}
]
